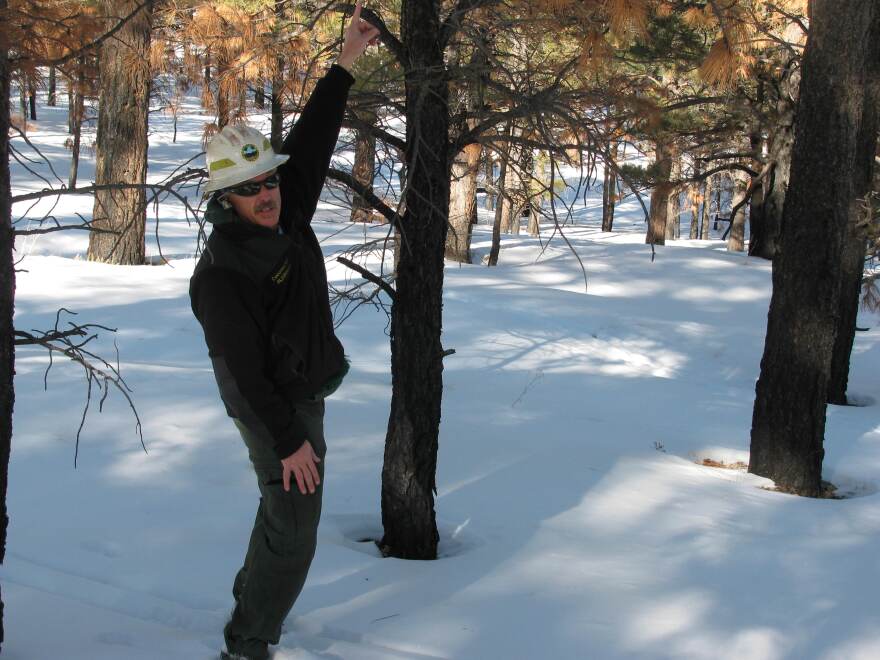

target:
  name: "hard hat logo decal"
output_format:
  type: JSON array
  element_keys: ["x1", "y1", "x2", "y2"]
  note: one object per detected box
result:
[{"x1": 241, "y1": 144, "x2": 259, "y2": 162}]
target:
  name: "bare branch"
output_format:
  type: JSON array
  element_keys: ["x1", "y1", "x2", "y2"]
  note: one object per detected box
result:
[
  {"x1": 15, "y1": 310, "x2": 145, "y2": 467},
  {"x1": 337, "y1": 256, "x2": 396, "y2": 301}
]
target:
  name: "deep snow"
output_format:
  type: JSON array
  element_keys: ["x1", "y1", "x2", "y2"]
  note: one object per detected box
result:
[{"x1": 3, "y1": 85, "x2": 880, "y2": 660}]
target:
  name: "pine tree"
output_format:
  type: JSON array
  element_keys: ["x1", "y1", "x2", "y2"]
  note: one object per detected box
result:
[
  {"x1": 749, "y1": 0, "x2": 880, "y2": 496},
  {"x1": 86, "y1": 0, "x2": 154, "y2": 265}
]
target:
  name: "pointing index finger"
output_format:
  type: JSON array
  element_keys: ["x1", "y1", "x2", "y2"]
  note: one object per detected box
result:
[{"x1": 351, "y1": 0, "x2": 363, "y2": 22}]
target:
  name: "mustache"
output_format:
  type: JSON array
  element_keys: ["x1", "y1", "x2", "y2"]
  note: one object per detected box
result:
[{"x1": 255, "y1": 200, "x2": 277, "y2": 213}]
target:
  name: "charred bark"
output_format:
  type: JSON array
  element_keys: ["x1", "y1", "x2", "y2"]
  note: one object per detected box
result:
[
  {"x1": 751, "y1": 65, "x2": 798, "y2": 260},
  {"x1": 749, "y1": 0, "x2": 880, "y2": 495},
  {"x1": 381, "y1": 0, "x2": 448, "y2": 560},
  {"x1": 68, "y1": 66, "x2": 85, "y2": 189},
  {"x1": 827, "y1": 208, "x2": 870, "y2": 404},
  {"x1": 747, "y1": 117, "x2": 766, "y2": 254},
  {"x1": 87, "y1": 0, "x2": 153, "y2": 265},
  {"x1": 270, "y1": 57, "x2": 284, "y2": 152},
  {"x1": 27, "y1": 76, "x2": 36, "y2": 121}
]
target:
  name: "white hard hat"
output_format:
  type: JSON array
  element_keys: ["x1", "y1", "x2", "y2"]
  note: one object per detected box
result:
[{"x1": 204, "y1": 124, "x2": 290, "y2": 193}]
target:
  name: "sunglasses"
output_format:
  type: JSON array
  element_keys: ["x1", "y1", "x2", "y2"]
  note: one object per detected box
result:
[{"x1": 223, "y1": 172, "x2": 280, "y2": 197}]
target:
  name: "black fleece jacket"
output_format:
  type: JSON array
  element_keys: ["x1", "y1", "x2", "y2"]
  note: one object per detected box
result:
[{"x1": 190, "y1": 64, "x2": 354, "y2": 461}]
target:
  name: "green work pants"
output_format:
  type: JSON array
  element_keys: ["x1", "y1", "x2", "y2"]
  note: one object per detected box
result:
[{"x1": 224, "y1": 398, "x2": 326, "y2": 659}]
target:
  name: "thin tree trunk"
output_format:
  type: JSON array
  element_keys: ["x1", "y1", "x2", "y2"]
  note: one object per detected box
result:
[
  {"x1": 67, "y1": 73, "x2": 75, "y2": 134},
  {"x1": 689, "y1": 187, "x2": 700, "y2": 239},
  {"x1": 484, "y1": 154, "x2": 495, "y2": 210},
  {"x1": 381, "y1": 0, "x2": 449, "y2": 560},
  {"x1": 68, "y1": 67, "x2": 85, "y2": 189},
  {"x1": 749, "y1": 0, "x2": 880, "y2": 496},
  {"x1": 488, "y1": 123, "x2": 511, "y2": 267},
  {"x1": 254, "y1": 81, "x2": 265, "y2": 109},
  {"x1": 270, "y1": 57, "x2": 284, "y2": 151},
  {"x1": 727, "y1": 169, "x2": 749, "y2": 252},
  {"x1": 351, "y1": 110, "x2": 377, "y2": 224},
  {"x1": 500, "y1": 125, "x2": 521, "y2": 234},
  {"x1": 87, "y1": 0, "x2": 153, "y2": 264},
  {"x1": 747, "y1": 112, "x2": 766, "y2": 254},
  {"x1": 269, "y1": 0, "x2": 286, "y2": 150},
  {"x1": 528, "y1": 154, "x2": 541, "y2": 237},
  {"x1": 700, "y1": 175, "x2": 712, "y2": 239},
  {"x1": 646, "y1": 138, "x2": 674, "y2": 245},
  {"x1": 0, "y1": 5, "x2": 15, "y2": 644},
  {"x1": 216, "y1": 56, "x2": 231, "y2": 129},
  {"x1": 666, "y1": 153, "x2": 681, "y2": 240},
  {"x1": 27, "y1": 76, "x2": 36, "y2": 121},
  {"x1": 446, "y1": 36, "x2": 485, "y2": 262},
  {"x1": 827, "y1": 204, "x2": 871, "y2": 404},
  {"x1": 509, "y1": 143, "x2": 529, "y2": 237},
  {"x1": 47, "y1": 66, "x2": 56, "y2": 106},
  {"x1": 601, "y1": 142, "x2": 618, "y2": 232}
]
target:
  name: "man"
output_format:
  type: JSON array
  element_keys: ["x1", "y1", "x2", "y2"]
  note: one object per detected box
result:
[{"x1": 190, "y1": 5, "x2": 378, "y2": 659}]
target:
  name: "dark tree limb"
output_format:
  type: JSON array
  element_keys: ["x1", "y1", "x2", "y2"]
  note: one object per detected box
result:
[
  {"x1": 327, "y1": 167, "x2": 401, "y2": 226},
  {"x1": 333, "y1": 2, "x2": 405, "y2": 65},
  {"x1": 337, "y1": 256, "x2": 396, "y2": 301}
]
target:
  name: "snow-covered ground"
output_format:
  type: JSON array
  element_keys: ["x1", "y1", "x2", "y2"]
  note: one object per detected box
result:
[{"x1": 4, "y1": 90, "x2": 880, "y2": 660}]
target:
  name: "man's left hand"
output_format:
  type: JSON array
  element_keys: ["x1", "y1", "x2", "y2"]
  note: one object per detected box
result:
[{"x1": 337, "y1": 0, "x2": 381, "y2": 71}]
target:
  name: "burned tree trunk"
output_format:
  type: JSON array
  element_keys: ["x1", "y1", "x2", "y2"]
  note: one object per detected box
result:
[
  {"x1": 747, "y1": 115, "x2": 766, "y2": 253},
  {"x1": 87, "y1": 0, "x2": 153, "y2": 264},
  {"x1": 68, "y1": 66, "x2": 85, "y2": 189},
  {"x1": 381, "y1": 0, "x2": 449, "y2": 560},
  {"x1": 751, "y1": 65, "x2": 798, "y2": 260},
  {"x1": 270, "y1": 57, "x2": 285, "y2": 151},
  {"x1": 749, "y1": 0, "x2": 880, "y2": 496},
  {"x1": 27, "y1": 76, "x2": 36, "y2": 121},
  {"x1": 0, "y1": 5, "x2": 14, "y2": 645},
  {"x1": 827, "y1": 206, "x2": 871, "y2": 405}
]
